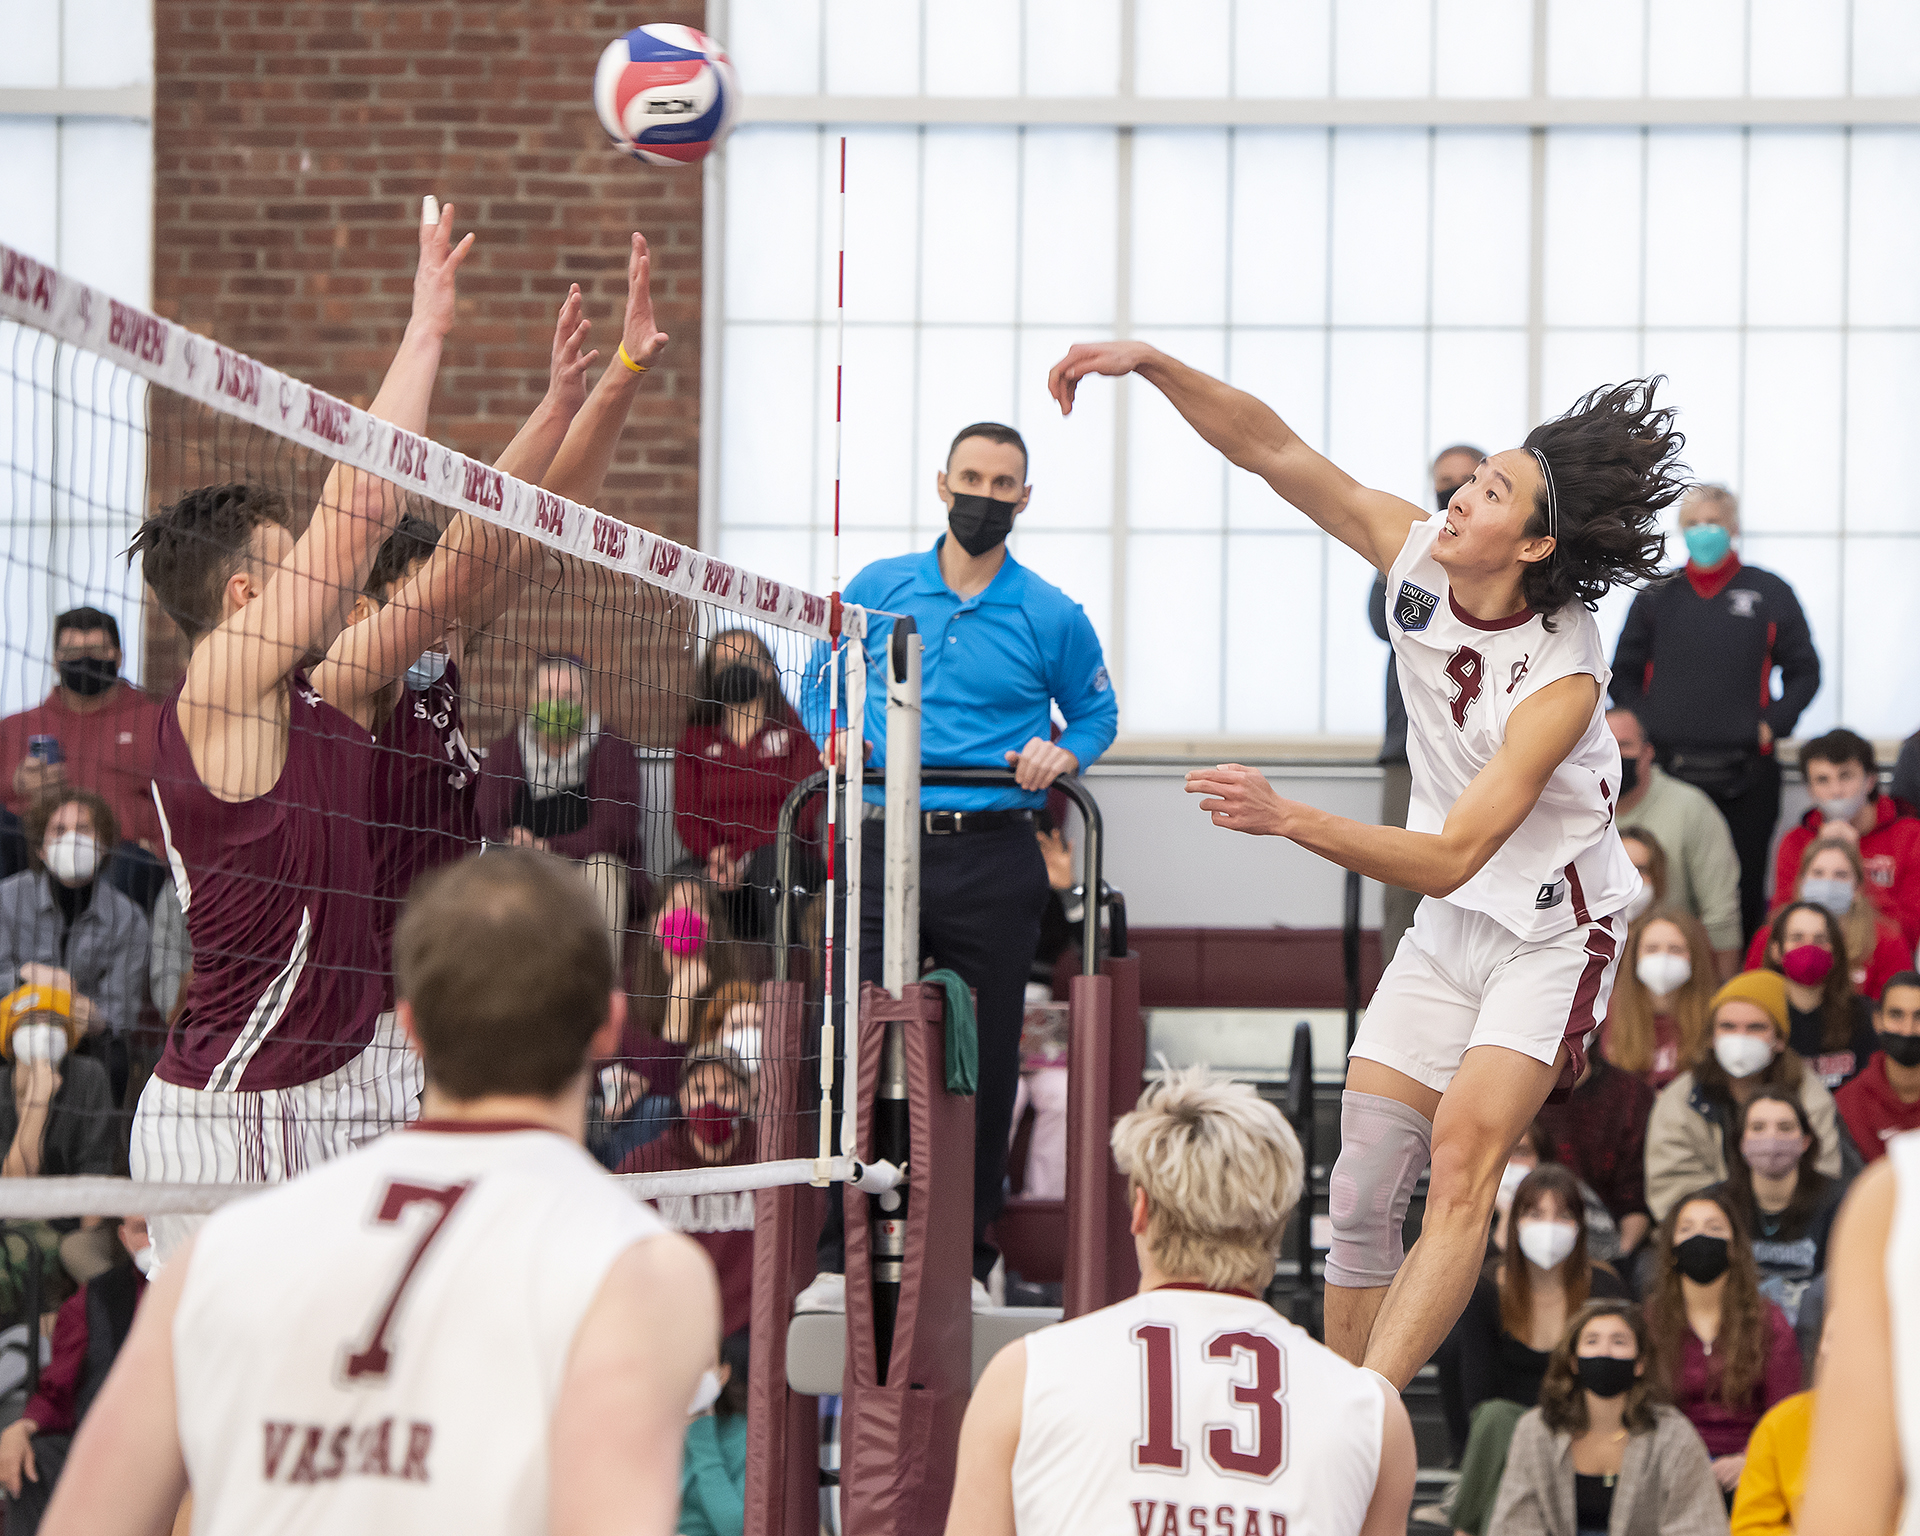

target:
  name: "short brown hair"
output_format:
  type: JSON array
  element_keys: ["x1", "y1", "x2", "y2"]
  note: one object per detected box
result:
[
  {"x1": 946, "y1": 421, "x2": 1028, "y2": 478},
  {"x1": 27, "y1": 788, "x2": 117, "y2": 872},
  {"x1": 395, "y1": 848, "x2": 615, "y2": 1100},
  {"x1": 127, "y1": 482, "x2": 292, "y2": 644},
  {"x1": 1538, "y1": 1300, "x2": 1663, "y2": 1436}
]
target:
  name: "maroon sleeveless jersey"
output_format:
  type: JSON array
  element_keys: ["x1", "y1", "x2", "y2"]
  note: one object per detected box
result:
[{"x1": 152, "y1": 671, "x2": 382, "y2": 1092}]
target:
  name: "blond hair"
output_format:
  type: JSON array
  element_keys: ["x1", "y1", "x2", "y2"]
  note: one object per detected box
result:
[{"x1": 1109, "y1": 1066, "x2": 1303, "y2": 1293}]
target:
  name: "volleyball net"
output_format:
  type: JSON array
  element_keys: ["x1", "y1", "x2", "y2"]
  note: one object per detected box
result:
[{"x1": 0, "y1": 241, "x2": 879, "y2": 1237}]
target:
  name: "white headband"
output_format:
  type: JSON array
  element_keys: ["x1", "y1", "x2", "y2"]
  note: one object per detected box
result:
[{"x1": 1528, "y1": 447, "x2": 1559, "y2": 541}]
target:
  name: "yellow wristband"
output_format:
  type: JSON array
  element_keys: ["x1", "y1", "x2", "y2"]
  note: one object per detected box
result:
[{"x1": 617, "y1": 342, "x2": 648, "y2": 375}]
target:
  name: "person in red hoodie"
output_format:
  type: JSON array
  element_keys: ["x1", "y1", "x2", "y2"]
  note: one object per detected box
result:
[
  {"x1": 1773, "y1": 728, "x2": 1920, "y2": 951},
  {"x1": 1834, "y1": 970, "x2": 1920, "y2": 1165}
]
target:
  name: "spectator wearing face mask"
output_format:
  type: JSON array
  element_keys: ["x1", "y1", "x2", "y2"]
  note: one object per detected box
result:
[
  {"x1": 1645, "y1": 971, "x2": 1841, "y2": 1224},
  {"x1": 1749, "y1": 836, "x2": 1907, "y2": 1001},
  {"x1": 1610, "y1": 710, "x2": 1742, "y2": 977},
  {"x1": 1832, "y1": 970, "x2": 1920, "y2": 1165},
  {"x1": 1602, "y1": 911, "x2": 1719, "y2": 1092},
  {"x1": 1771, "y1": 730, "x2": 1920, "y2": 951},
  {"x1": 1708, "y1": 1091, "x2": 1843, "y2": 1336},
  {"x1": 1749, "y1": 902, "x2": 1876, "y2": 1092},
  {"x1": 1610, "y1": 486, "x2": 1821, "y2": 944}
]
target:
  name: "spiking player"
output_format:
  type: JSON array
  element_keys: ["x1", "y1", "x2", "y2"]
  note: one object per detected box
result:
[{"x1": 1047, "y1": 343, "x2": 1682, "y2": 1391}]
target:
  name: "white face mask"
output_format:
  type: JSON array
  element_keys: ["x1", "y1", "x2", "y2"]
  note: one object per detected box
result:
[
  {"x1": 1516, "y1": 1218, "x2": 1580, "y2": 1271},
  {"x1": 1623, "y1": 878, "x2": 1653, "y2": 924},
  {"x1": 43, "y1": 831, "x2": 100, "y2": 885},
  {"x1": 688, "y1": 1368, "x2": 722, "y2": 1417},
  {"x1": 1636, "y1": 951, "x2": 1692, "y2": 997},
  {"x1": 1815, "y1": 789, "x2": 1869, "y2": 824},
  {"x1": 131, "y1": 1244, "x2": 155, "y2": 1276},
  {"x1": 1714, "y1": 1032, "x2": 1777, "y2": 1080},
  {"x1": 405, "y1": 648, "x2": 449, "y2": 693},
  {"x1": 11, "y1": 1022, "x2": 68, "y2": 1066}
]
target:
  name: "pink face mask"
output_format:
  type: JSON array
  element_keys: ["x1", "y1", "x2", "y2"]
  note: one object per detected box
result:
[
  {"x1": 657, "y1": 907, "x2": 708, "y2": 956},
  {"x1": 688, "y1": 1101, "x2": 741, "y2": 1146},
  {"x1": 1780, "y1": 943, "x2": 1834, "y2": 987}
]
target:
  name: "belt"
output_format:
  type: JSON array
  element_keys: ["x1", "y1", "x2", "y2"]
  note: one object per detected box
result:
[{"x1": 859, "y1": 804, "x2": 1034, "y2": 836}]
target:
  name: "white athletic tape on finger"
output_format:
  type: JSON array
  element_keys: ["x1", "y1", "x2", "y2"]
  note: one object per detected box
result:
[{"x1": 422, "y1": 194, "x2": 439, "y2": 225}]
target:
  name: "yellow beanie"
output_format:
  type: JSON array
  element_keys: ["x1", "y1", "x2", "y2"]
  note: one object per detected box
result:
[
  {"x1": 1708, "y1": 970, "x2": 1789, "y2": 1039},
  {"x1": 0, "y1": 983, "x2": 78, "y2": 1059}
]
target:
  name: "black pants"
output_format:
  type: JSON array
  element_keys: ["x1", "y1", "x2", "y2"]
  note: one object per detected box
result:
[
  {"x1": 816, "y1": 820, "x2": 1049, "y2": 1283},
  {"x1": 4, "y1": 1432, "x2": 69, "y2": 1536}
]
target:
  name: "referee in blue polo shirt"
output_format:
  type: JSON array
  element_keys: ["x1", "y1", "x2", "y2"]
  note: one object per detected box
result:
[{"x1": 795, "y1": 420, "x2": 1117, "y2": 1310}]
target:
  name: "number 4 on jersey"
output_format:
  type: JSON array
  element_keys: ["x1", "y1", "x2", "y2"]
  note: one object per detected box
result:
[
  {"x1": 1444, "y1": 645, "x2": 1485, "y2": 730},
  {"x1": 1132, "y1": 1322, "x2": 1289, "y2": 1481}
]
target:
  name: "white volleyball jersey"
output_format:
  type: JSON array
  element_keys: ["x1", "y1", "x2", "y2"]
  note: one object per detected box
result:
[
  {"x1": 1889, "y1": 1132, "x2": 1920, "y2": 1536},
  {"x1": 172, "y1": 1122, "x2": 667, "y2": 1536},
  {"x1": 1386, "y1": 518, "x2": 1639, "y2": 941},
  {"x1": 1013, "y1": 1287, "x2": 1385, "y2": 1536}
]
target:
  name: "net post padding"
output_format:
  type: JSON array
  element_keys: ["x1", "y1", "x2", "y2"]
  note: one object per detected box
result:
[
  {"x1": 1061, "y1": 953, "x2": 1147, "y2": 1321},
  {"x1": 839, "y1": 980, "x2": 972, "y2": 1536}
]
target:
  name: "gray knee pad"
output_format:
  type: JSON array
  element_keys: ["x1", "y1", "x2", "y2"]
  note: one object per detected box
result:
[{"x1": 1325, "y1": 1091, "x2": 1433, "y2": 1289}]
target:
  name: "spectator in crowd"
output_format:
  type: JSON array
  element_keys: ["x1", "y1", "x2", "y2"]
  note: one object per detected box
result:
[
  {"x1": 1495, "y1": 1122, "x2": 1626, "y2": 1264},
  {"x1": 1610, "y1": 486, "x2": 1821, "y2": 942},
  {"x1": 1645, "y1": 972, "x2": 1840, "y2": 1224},
  {"x1": 1447, "y1": 1166, "x2": 1630, "y2": 1536},
  {"x1": 1620, "y1": 827, "x2": 1670, "y2": 915},
  {"x1": 1644, "y1": 1190, "x2": 1802, "y2": 1497},
  {"x1": 1610, "y1": 709, "x2": 1742, "y2": 976},
  {"x1": 678, "y1": 1328, "x2": 749, "y2": 1536},
  {"x1": 1537, "y1": 1052, "x2": 1656, "y2": 1264},
  {"x1": 1752, "y1": 836, "x2": 1907, "y2": 1000},
  {"x1": 1728, "y1": 1317, "x2": 1829, "y2": 1536},
  {"x1": 1487, "y1": 1300, "x2": 1728, "y2": 1536},
  {"x1": 476, "y1": 654, "x2": 645, "y2": 961},
  {"x1": 1749, "y1": 902, "x2": 1877, "y2": 1091},
  {"x1": 1771, "y1": 729, "x2": 1920, "y2": 950},
  {"x1": 675, "y1": 629, "x2": 820, "y2": 944},
  {"x1": 1833, "y1": 969, "x2": 1920, "y2": 1164},
  {"x1": 0, "y1": 609, "x2": 165, "y2": 913},
  {"x1": 1369, "y1": 444, "x2": 1482, "y2": 967},
  {"x1": 696, "y1": 980, "x2": 762, "y2": 1068},
  {"x1": 797, "y1": 421, "x2": 1117, "y2": 1313},
  {"x1": 1602, "y1": 910, "x2": 1719, "y2": 1092},
  {"x1": 0, "y1": 1214, "x2": 148, "y2": 1536},
  {"x1": 1009, "y1": 986, "x2": 1069, "y2": 1201},
  {"x1": 1708, "y1": 1091, "x2": 1842, "y2": 1334}
]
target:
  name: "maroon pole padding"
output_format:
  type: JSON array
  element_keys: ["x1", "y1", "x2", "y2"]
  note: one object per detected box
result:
[
  {"x1": 1061, "y1": 971, "x2": 1113, "y2": 1320},
  {"x1": 1102, "y1": 953, "x2": 1146, "y2": 1307},
  {"x1": 840, "y1": 981, "x2": 975, "y2": 1536},
  {"x1": 746, "y1": 979, "x2": 823, "y2": 1536}
]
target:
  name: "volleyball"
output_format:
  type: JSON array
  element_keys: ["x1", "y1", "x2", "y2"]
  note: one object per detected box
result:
[{"x1": 593, "y1": 23, "x2": 737, "y2": 167}]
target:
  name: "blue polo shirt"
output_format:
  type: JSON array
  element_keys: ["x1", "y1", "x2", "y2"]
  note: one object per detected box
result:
[{"x1": 800, "y1": 538, "x2": 1117, "y2": 811}]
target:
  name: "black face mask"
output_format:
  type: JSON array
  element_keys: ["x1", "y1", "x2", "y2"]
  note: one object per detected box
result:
[
  {"x1": 1619, "y1": 758, "x2": 1640, "y2": 798},
  {"x1": 946, "y1": 493, "x2": 1020, "y2": 558},
  {"x1": 1877, "y1": 1031, "x2": 1920, "y2": 1069},
  {"x1": 1574, "y1": 1354, "x2": 1638, "y2": 1400},
  {"x1": 57, "y1": 657, "x2": 116, "y2": 697},
  {"x1": 712, "y1": 664, "x2": 763, "y2": 707},
  {"x1": 1672, "y1": 1233, "x2": 1731, "y2": 1284}
]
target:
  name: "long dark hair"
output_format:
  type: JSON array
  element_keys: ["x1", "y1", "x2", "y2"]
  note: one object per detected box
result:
[
  {"x1": 1538, "y1": 1300, "x2": 1663, "y2": 1437},
  {"x1": 717, "y1": 1327, "x2": 750, "y2": 1419},
  {"x1": 1498, "y1": 1165, "x2": 1594, "y2": 1339},
  {"x1": 1725, "y1": 1089, "x2": 1830, "y2": 1240},
  {"x1": 686, "y1": 628, "x2": 796, "y2": 729},
  {"x1": 1520, "y1": 377, "x2": 1686, "y2": 625},
  {"x1": 1762, "y1": 900, "x2": 1856, "y2": 1052},
  {"x1": 1645, "y1": 1189, "x2": 1771, "y2": 1409}
]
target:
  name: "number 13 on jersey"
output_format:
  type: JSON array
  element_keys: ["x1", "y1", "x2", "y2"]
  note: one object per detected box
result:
[{"x1": 1132, "y1": 1322, "x2": 1288, "y2": 1481}]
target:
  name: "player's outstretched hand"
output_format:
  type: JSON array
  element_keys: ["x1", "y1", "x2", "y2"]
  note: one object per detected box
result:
[
  {"x1": 1046, "y1": 341, "x2": 1157, "y2": 416},
  {"x1": 546, "y1": 285, "x2": 597, "y2": 418},
  {"x1": 1005, "y1": 737, "x2": 1080, "y2": 792},
  {"x1": 621, "y1": 231, "x2": 670, "y2": 369},
  {"x1": 411, "y1": 196, "x2": 476, "y2": 342},
  {"x1": 1185, "y1": 763, "x2": 1294, "y2": 838}
]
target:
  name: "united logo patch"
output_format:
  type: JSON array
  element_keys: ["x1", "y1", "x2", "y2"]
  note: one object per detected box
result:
[{"x1": 1396, "y1": 581, "x2": 1439, "y2": 632}]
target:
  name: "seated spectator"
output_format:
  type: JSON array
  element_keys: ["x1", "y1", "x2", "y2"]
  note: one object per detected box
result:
[
  {"x1": 1833, "y1": 969, "x2": 1920, "y2": 1164},
  {"x1": 1448, "y1": 1166, "x2": 1630, "y2": 1536},
  {"x1": 1496, "y1": 1122, "x2": 1625, "y2": 1263},
  {"x1": 1645, "y1": 1189, "x2": 1802, "y2": 1497},
  {"x1": 1728, "y1": 1316, "x2": 1829, "y2": 1536},
  {"x1": 696, "y1": 980, "x2": 762, "y2": 1066},
  {"x1": 1645, "y1": 972, "x2": 1841, "y2": 1223},
  {"x1": 1602, "y1": 910, "x2": 1718, "y2": 1092},
  {"x1": 0, "y1": 1215, "x2": 148, "y2": 1536},
  {"x1": 0, "y1": 608, "x2": 165, "y2": 913},
  {"x1": 1750, "y1": 901, "x2": 1877, "y2": 1090},
  {"x1": 1488, "y1": 1300, "x2": 1728, "y2": 1536},
  {"x1": 475, "y1": 655, "x2": 644, "y2": 961},
  {"x1": 1772, "y1": 728, "x2": 1920, "y2": 950},
  {"x1": 1747, "y1": 836, "x2": 1906, "y2": 1000},
  {"x1": 1537, "y1": 1050, "x2": 1656, "y2": 1264},
  {"x1": 679, "y1": 1328, "x2": 749, "y2": 1536},
  {"x1": 1708, "y1": 1091, "x2": 1842, "y2": 1332},
  {"x1": 1620, "y1": 827, "x2": 1671, "y2": 918}
]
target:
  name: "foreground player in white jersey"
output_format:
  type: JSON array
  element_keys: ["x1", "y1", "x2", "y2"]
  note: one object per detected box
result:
[
  {"x1": 946, "y1": 1067, "x2": 1416, "y2": 1536},
  {"x1": 43, "y1": 848, "x2": 718, "y2": 1536},
  {"x1": 1047, "y1": 344, "x2": 1683, "y2": 1392}
]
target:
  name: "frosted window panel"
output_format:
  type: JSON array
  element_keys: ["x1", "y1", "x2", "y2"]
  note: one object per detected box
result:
[
  {"x1": 0, "y1": 120, "x2": 58, "y2": 265},
  {"x1": 1430, "y1": 132, "x2": 1530, "y2": 326},
  {"x1": 1546, "y1": 0, "x2": 1645, "y2": 97},
  {"x1": 1842, "y1": 334, "x2": 1920, "y2": 535},
  {"x1": 1327, "y1": 330, "x2": 1427, "y2": 504},
  {"x1": 1224, "y1": 534, "x2": 1327, "y2": 733},
  {"x1": 726, "y1": 130, "x2": 823, "y2": 322},
  {"x1": 920, "y1": 131, "x2": 1019, "y2": 325},
  {"x1": 1747, "y1": 132, "x2": 1845, "y2": 327},
  {"x1": 1007, "y1": 530, "x2": 1113, "y2": 655},
  {"x1": 829, "y1": 325, "x2": 918, "y2": 530},
  {"x1": 1741, "y1": 333, "x2": 1843, "y2": 535},
  {"x1": 1740, "y1": 534, "x2": 1837, "y2": 736},
  {"x1": 1434, "y1": 0, "x2": 1531, "y2": 99},
  {"x1": 1647, "y1": 0, "x2": 1744, "y2": 98},
  {"x1": 1332, "y1": 0, "x2": 1433, "y2": 98},
  {"x1": 721, "y1": 326, "x2": 820, "y2": 528},
  {"x1": 1015, "y1": 328, "x2": 1114, "y2": 530},
  {"x1": 0, "y1": 1, "x2": 59, "y2": 87},
  {"x1": 1543, "y1": 132, "x2": 1643, "y2": 327},
  {"x1": 1234, "y1": 0, "x2": 1332, "y2": 98},
  {"x1": 1853, "y1": 0, "x2": 1920, "y2": 96},
  {"x1": 1229, "y1": 129, "x2": 1329, "y2": 327},
  {"x1": 838, "y1": 529, "x2": 919, "y2": 589},
  {"x1": 719, "y1": 528, "x2": 815, "y2": 594},
  {"x1": 1840, "y1": 539, "x2": 1920, "y2": 737},
  {"x1": 1848, "y1": 131, "x2": 1920, "y2": 327},
  {"x1": 925, "y1": 0, "x2": 1020, "y2": 96},
  {"x1": 1429, "y1": 332, "x2": 1529, "y2": 465},
  {"x1": 1643, "y1": 131, "x2": 1743, "y2": 327},
  {"x1": 823, "y1": 0, "x2": 921, "y2": 94},
  {"x1": 1128, "y1": 328, "x2": 1227, "y2": 531},
  {"x1": 1226, "y1": 330, "x2": 1328, "y2": 529},
  {"x1": 1021, "y1": 131, "x2": 1117, "y2": 327},
  {"x1": 1540, "y1": 331, "x2": 1641, "y2": 423},
  {"x1": 1124, "y1": 533, "x2": 1224, "y2": 734},
  {"x1": 1024, "y1": 0, "x2": 1122, "y2": 96},
  {"x1": 724, "y1": 0, "x2": 823, "y2": 94},
  {"x1": 912, "y1": 326, "x2": 1019, "y2": 537},
  {"x1": 1130, "y1": 131, "x2": 1229, "y2": 326},
  {"x1": 1640, "y1": 331, "x2": 1740, "y2": 490},
  {"x1": 1322, "y1": 540, "x2": 1388, "y2": 734},
  {"x1": 61, "y1": 0, "x2": 150, "y2": 88},
  {"x1": 1748, "y1": 0, "x2": 1847, "y2": 97},
  {"x1": 1134, "y1": 0, "x2": 1229, "y2": 97},
  {"x1": 832, "y1": 129, "x2": 920, "y2": 324},
  {"x1": 1327, "y1": 130, "x2": 1429, "y2": 327}
]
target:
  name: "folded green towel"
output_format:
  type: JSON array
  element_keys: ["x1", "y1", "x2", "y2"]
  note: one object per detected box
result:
[{"x1": 919, "y1": 968, "x2": 977, "y2": 1095}]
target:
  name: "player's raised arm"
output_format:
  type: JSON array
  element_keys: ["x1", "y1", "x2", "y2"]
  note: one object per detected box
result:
[
  {"x1": 1047, "y1": 341, "x2": 1423, "y2": 572},
  {"x1": 943, "y1": 1341, "x2": 1024, "y2": 1536}
]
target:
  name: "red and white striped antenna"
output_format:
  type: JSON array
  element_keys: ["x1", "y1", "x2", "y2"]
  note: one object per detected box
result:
[{"x1": 818, "y1": 136, "x2": 849, "y2": 1172}]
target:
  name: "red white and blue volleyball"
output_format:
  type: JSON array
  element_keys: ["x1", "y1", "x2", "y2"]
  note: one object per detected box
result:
[{"x1": 594, "y1": 24, "x2": 737, "y2": 168}]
